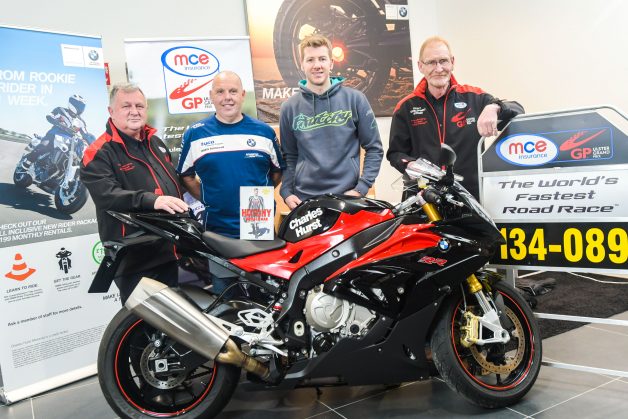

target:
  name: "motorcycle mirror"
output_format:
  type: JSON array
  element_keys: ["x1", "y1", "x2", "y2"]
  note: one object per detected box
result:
[{"x1": 439, "y1": 144, "x2": 456, "y2": 167}]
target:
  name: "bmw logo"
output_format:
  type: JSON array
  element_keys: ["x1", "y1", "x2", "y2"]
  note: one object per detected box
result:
[
  {"x1": 438, "y1": 239, "x2": 450, "y2": 252},
  {"x1": 399, "y1": 6, "x2": 408, "y2": 17},
  {"x1": 88, "y1": 49, "x2": 99, "y2": 61},
  {"x1": 247, "y1": 138, "x2": 256, "y2": 147}
]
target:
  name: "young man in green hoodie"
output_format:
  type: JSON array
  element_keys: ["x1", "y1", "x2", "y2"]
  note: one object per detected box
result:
[{"x1": 279, "y1": 34, "x2": 383, "y2": 210}]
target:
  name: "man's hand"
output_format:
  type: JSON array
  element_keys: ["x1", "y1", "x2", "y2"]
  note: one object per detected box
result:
[
  {"x1": 477, "y1": 103, "x2": 501, "y2": 137},
  {"x1": 285, "y1": 194, "x2": 302, "y2": 210},
  {"x1": 344, "y1": 189, "x2": 361, "y2": 197},
  {"x1": 154, "y1": 196, "x2": 189, "y2": 214}
]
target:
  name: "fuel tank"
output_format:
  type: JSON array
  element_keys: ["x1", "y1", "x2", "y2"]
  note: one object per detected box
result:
[
  {"x1": 231, "y1": 195, "x2": 394, "y2": 279},
  {"x1": 278, "y1": 194, "x2": 393, "y2": 243}
]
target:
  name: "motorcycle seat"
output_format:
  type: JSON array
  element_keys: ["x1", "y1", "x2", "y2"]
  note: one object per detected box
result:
[{"x1": 201, "y1": 231, "x2": 286, "y2": 259}]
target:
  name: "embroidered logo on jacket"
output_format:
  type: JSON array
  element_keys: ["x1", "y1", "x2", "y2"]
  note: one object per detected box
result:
[
  {"x1": 451, "y1": 109, "x2": 475, "y2": 128},
  {"x1": 293, "y1": 110, "x2": 352, "y2": 131},
  {"x1": 119, "y1": 163, "x2": 135, "y2": 172},
  {"x1": 411, "y1": 118, "x2": 428, "y2": 126}
]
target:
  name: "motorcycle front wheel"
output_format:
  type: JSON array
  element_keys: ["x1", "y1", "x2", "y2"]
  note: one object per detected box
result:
[
  {"x1": 13, "y1": 157, "x2": 33, "y2": 188},
  {"x1": 98, "y1": 308, "x2": 240, "y2": 419},
  {"x1": 54, "y1": 181, "x2": 88, "y2": 214},
  {"x1": 430, "y1": 281, "x2": 542, "y2": 408}
]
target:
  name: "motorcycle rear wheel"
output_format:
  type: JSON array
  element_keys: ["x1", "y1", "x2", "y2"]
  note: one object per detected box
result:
[
  {"x1": 430, "y1": 281, "x2": 542, "y2": 408},
  {"x1": 98, "y1": 308, "x2": 240, "y2": 419},
  {"x1": 273, "y1": 0, "x2": 391, "y2": 101}
]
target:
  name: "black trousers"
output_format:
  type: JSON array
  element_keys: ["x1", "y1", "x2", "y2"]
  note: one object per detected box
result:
[{"x1": 114, "y1": 260, "x2": 179, "y2": 306}]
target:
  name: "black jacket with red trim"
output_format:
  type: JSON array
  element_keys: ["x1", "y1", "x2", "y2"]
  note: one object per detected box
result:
[
  {"x1": 80, "y1": 119, "x2": 183, "y2": 266},
  {"x1": 387, "y1": 75, "x2": 523, "y2": 198}
]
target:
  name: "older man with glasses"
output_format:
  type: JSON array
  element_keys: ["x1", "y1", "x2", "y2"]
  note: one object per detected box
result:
[{"x1": 387, "y1": 36, "x2": 523, "y2": 200}]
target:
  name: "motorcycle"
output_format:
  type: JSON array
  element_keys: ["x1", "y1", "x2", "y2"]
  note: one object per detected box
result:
[
  {"x1": 273, "y1": 0, "x2": 412, "y2": 102},
  {"x1": 92, "y1": 145, "x2": 542, "y2": 418},
  {"x1": 13, "y1": 126, "x2": 91, "y2": 214}
]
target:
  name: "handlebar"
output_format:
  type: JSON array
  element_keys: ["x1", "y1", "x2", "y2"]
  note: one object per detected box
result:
[{"x1": 422, "y1": 188, "x2": 442, "y2": 205}]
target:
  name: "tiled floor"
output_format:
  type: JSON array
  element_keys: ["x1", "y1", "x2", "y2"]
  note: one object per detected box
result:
[{"x1": 2, "y1": 311, "x2": 627, "y2": 419}]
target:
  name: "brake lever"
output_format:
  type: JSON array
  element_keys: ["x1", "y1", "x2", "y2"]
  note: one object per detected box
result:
[{"x1": 444, "y1": 194, "x2": 464, "y2": 207}]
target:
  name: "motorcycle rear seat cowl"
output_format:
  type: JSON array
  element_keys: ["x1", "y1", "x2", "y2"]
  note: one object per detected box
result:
[{"x1": 202, "y1": 230, "x2": 285, "y2": 259}]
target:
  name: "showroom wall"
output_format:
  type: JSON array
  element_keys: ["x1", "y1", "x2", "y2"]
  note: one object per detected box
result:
[{"x1": 2, "y1": 0, "x2": 627, "y2": 203}]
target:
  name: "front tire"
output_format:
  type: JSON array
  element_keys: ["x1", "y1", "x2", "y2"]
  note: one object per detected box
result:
[
  {"x1": 13, "y1": 157, "x2": 33, "y2": 188},
  {"x1": 98, "y1": 308, "x2": 240, "y2": 418},
  {"x1": 430, "y1": 281, "x2": 542, "y2": 408},
  {"x1": 54, "y1": 181, "x2": 88, "y2": 214}
]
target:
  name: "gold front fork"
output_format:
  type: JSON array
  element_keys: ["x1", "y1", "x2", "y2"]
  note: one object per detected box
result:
[
  {"x1": 421, "y1": 201, "x2": 494, "y2": 348},
  {"x1": 465, "y1": 273, "x2": 483, "y2": 294},
  {"x1": 422, "y1": 202, "x2": 442, "y2": 222}
]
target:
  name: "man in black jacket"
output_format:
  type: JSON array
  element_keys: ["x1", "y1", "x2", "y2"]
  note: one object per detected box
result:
[
  {"x1": 80, "y1": 83, "x2": 188, "y2": 303},
  {"x1": 387, "y1": 36, "x2": 523, "y2": 199}
]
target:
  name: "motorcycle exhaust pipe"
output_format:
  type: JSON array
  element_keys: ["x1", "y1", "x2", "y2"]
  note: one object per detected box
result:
[{"x1": 125, "y1": 277, "x2": 270, "y2": 380}]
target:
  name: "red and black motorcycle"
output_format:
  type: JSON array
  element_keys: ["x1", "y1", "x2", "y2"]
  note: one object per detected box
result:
[{"x1": 91, "y1": 145, "x2": 541, "y2": 418}]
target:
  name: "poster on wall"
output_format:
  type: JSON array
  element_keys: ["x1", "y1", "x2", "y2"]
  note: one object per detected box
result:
[
  {"x1": 245, "y1": 0, "x2": 413, "y2": 123},
  {"x1": 0, "y1": 25, "x2": 119, "y2": 403},
  {"x1": 124, "y1": 36, "x2": 257, "y2": 165}
]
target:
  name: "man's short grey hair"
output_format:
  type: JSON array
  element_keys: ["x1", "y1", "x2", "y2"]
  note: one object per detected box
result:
[{"x1": 109, "y1": 83, "x2": 145, "y2": 105}]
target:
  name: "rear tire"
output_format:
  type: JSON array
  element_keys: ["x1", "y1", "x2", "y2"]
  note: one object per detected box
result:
[
  {"x1": 273, "y1": 0, "x2": 391, "y2": 101},
  {"x1": 98, "y1": 308, "x2": 240, "y2": 418},
  {"x1": 430, "y1": 281, "x2": 542, "y2": 408}
]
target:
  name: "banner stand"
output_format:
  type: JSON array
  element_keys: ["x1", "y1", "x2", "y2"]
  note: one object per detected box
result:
[
  {"x1": 480, "y1": 105, "x2": 628, "y2": 379},
  {"x1": 0, "y1": 25, "x2": 118, "y2": 404}
]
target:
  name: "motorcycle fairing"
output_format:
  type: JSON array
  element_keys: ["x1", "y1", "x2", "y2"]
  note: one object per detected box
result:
[
  {"x1": 322, "y1": 231, "x2": 487, "y2": 319},
  {"x1": 324, "y1": 222, "x2": 441, "y2": 280},
  {"x1": 276, "y1": 217, "x2": 405, "y2": 322},
  {"x1": 274, "y1": 301, "x2": 440, "y2": 388}
]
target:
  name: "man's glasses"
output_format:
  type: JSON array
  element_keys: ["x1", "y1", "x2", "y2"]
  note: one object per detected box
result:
[{"x1": 421, "y1": 58, "x2": 452, "y2": 68}]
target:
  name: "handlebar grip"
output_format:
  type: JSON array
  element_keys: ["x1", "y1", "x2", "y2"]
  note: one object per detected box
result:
[{"x1": 422, "y1": 188, "x2": 442, "y2": 205}]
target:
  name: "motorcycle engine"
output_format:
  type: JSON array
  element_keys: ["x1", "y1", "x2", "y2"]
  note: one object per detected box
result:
[{"x1": 304, "y1": 286, "x2": 376, "y2": 339}]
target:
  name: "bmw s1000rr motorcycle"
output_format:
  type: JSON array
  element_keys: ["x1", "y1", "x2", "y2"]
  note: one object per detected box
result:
[
  {"x1": 13, "y1": 127, "x2": 90, "y2": 214},
  {"x1": 91, "y1": 145, "x2": 541, "y2": 418}
]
